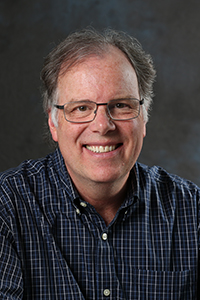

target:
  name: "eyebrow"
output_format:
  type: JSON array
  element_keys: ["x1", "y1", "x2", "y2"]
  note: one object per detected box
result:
[{"x1": 65, "y1": 95, "x2": 140, "y2": 103}]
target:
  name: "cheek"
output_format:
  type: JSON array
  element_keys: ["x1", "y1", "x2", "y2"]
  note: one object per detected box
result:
[
  {"x1": 127, "y1": 120, "x2": 145, "y2": 137},
  {"x1": 124, "y1": 121, "x2": 145, "y2": 151},
  {"x1": 57, "y1": 122, "x2": 88, "y2": 147}
]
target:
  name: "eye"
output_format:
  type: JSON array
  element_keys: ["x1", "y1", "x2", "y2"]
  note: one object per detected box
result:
[
  {"x1": 70, "y1": 102, "x2": 93, "y2": 113},
  {"x1": 115, "y1": 102, "x2": 129, "y2": 109},
  {"x1": 77, "y1": 105, "x2": 88, "y2": 112},
  {"x1": 68, "y1": 101, "x2": 95, "y2": 115}
]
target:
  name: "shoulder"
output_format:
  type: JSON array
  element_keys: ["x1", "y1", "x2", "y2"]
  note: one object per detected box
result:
[
  {"x1": 0, "y1": 152, "x2": 61, "y2": 228},
  {"x1": 0, "y1": 152, "x2": 57, "y2": 209},
  {"x1": 133, "y1": 163, "x2": 200, "y2": 222},
  {"x1": 136, "y1": 162, "x2": 200, "y2": 195},
  {"x1": 0, "y1": 149, "x2": 74, "y2": 217},
  {"x1": 0, "y1": 154, "x2": 52, "y2": 185}
]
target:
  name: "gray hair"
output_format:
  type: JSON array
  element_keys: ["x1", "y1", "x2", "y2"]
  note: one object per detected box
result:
[{"x1": 41, "y1": 27, "x2": 156, "y2": 127}]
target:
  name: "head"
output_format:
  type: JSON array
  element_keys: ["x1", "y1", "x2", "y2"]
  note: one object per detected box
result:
[
  {"x1": 40, "y1": 28, "x2": 156, "y2": 192},
  {"x1": 41, "y1": 27, "x2": 156, "y2": 128}
]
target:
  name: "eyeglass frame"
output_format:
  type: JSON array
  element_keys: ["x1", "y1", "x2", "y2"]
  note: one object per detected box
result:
[{"x1": 54, "y1": 98, "x2": 144, "y2": 123}]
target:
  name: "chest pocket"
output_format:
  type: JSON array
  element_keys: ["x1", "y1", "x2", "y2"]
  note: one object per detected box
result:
[{"x1": 132, "y1": 268, "x2": 196, "y2": 299}]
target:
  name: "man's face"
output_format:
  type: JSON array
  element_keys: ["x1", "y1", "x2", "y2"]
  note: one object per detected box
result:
[{"x1": 49, "y1": 47, "x2": 146, "y2": 188}]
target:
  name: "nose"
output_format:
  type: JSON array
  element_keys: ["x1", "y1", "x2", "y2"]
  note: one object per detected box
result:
[{"x1": 89, "y1": 104, "x2": 116, "y2": 135}]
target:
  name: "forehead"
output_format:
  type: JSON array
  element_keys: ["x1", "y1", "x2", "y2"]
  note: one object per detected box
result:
[
  {"x1": 59, "y1": 45, "x2": 135, "y2": 78},
  {"x1": 57, "y1": 46, "x2": 139, "y2": 99}
]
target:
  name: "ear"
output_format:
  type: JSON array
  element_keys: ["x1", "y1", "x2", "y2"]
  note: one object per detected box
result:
[
  {"x1": 143, "y1": 122, "x2": 146, "y2": 138},
  {"x1": 48, "y1": 110, "x2": 58, "y2": 142},
  {"x1": 141, "y1": 106, "x2": 147, "y2": 138}
]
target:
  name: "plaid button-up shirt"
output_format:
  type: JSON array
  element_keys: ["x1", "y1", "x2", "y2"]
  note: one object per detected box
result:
[{"x1": 0, "y1": 148, "x2": 199, "y2": 299}]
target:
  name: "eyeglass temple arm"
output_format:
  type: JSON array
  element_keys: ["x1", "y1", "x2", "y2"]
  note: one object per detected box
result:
[
  {"x1": 54, "y1": 104, "x2": 65, "y2": 109},
  {"x1": 140, "y1": 99, "x2": 144, "y2": 105}
]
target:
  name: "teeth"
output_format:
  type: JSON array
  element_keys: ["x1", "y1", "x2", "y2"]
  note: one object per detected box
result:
[{"x1": 86, "y1": 145, "x2": 117, "y2": 153}]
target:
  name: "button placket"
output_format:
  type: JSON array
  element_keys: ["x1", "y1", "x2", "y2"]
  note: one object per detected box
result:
[{"x1": 95, "y1": 228, "x2": 125, "y2": 299}]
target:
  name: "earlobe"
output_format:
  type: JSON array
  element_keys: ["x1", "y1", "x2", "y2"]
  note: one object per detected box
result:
[{"x1": 48, "y1": 112, "x2": 58, "y2": 142}]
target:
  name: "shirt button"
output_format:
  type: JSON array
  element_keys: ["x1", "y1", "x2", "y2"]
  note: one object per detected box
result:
[
  {"x1": 102, "y1": 233, "x2": 108, "y2": 241},
  {"x1": 76, "y1": 208, "x2": 81, "y2": 215},
  {"x1": 103, "y1": 289, "x2": 110, "y2": 296},
  {"x1": 80, "y1": 202, "x2": 87, "y2": 207}
]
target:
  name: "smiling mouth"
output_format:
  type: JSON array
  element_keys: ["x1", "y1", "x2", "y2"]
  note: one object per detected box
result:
[{"x1": 85, "y1": 144, "x2": 121, "y2": 153}]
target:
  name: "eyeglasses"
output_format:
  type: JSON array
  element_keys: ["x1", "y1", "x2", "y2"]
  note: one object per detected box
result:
[{"x1": 54, "y1": 98, "x2": 144, "y2": 123}]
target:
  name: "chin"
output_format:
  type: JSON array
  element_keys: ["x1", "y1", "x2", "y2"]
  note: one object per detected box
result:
[{"x1": 88, "y1": 169, "x2": 128, "y2": 184}]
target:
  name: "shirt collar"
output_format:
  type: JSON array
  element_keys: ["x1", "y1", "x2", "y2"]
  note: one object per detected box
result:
[
  {"x1": 52, "y1": 147, "x2": 79, "y2": 201},
  {"x1": 118, "y1": 163, "x2": 140, "y2": 210}
]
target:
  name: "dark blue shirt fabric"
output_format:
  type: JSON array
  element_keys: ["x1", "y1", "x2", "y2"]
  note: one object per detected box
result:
[{"x1": 0, "y1": 148, "x2": 199, "y2": 299}]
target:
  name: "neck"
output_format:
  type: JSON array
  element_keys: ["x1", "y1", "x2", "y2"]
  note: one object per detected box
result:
[{"x1": 72, "y1": 177, "x2": 129, "y2": 226}]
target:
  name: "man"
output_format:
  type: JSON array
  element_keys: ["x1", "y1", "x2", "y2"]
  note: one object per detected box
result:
[{"x1": 0, "y1": 28, "x2": 199, "y2": 299}]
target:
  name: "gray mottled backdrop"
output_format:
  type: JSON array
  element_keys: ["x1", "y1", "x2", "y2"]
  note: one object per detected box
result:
[{"x1": 1, "y1": 0, "x2": 200, "y2": 186}]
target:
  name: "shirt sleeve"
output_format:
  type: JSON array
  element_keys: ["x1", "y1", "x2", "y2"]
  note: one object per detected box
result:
[{"x1": 0, "y1": 193, "x2": 23, "y2": 298}]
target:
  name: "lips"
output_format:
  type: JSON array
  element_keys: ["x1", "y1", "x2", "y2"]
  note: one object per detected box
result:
[{"x1": 85, "y1": 145, "x2": 119, "y2": 153}]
